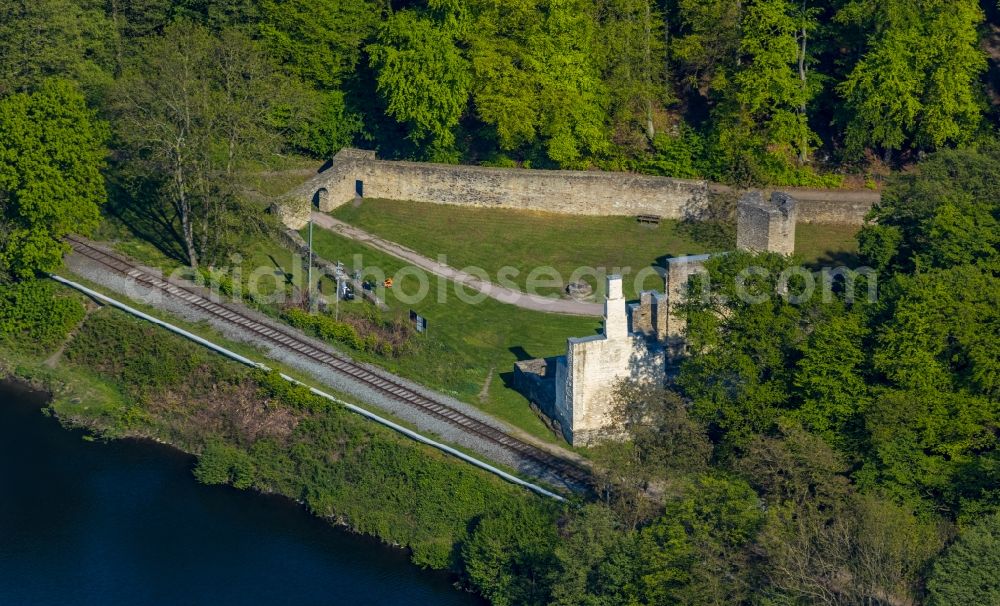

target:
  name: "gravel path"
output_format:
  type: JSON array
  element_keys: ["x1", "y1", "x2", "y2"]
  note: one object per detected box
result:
[{"x1": 310, "y1": 212, "x2": 604, "y2": 317}]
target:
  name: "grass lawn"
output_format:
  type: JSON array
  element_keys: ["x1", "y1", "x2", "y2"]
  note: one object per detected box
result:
[
  {"x1": 85, "y1": 216, "x2": 599, "y2": 445},
  {"x1": 795, "y1": 222, "x2": 861, "y2": 267},
  {"x1": 331, "y1": 198, "x2": 862, "y2": 299},
  {"x1": 239, "y1": 153, "x2": 324, "y2": 198},
  {"x1": 305, "y1": 226, "x2": 601, "y2": 443},
  {"x1": 331, "y1": 199, "x2": 717, "y2": 300}
]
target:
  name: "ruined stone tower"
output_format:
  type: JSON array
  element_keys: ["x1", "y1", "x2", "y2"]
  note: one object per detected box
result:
[
  {"x1": 552, "y1": 275, "x2": 666, "y2": 445},
  {"x1": 736, "y1": 191, "x2": 798, "y2": 255}
]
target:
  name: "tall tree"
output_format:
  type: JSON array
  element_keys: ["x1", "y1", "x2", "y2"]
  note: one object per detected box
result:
[
  {"x1": 716, "y1": 0, "x2": 822, "y2": 183},
  {"x1": 467, "y1": 0, "x2": 610, "y2": 167},
  {"x1": 368, "y1": 8, "x2": 471, "y2": 159},
  {"x1": 677, "y1": 251, "x2": 809, "y2": 449},
  {"x1": 462, "y1": 501, "x2": 558, "y2": 606},
  {"x1": 859, "y1": 145, "x2": 1000, "y2": 274},
  {"x1": 927, "y1": 513, "x2": 1000, "y2": 605},
  {"x1": 633, "y1": 474, "x2": 763, "y2": 605},
  {"x1": 112, "y1": 22, "x2": 292, "y2": 267},
  {"x1": 837, "y1": 0, "x2": 986, "y2": 159},
  {"x1": 548, "y1": 504, "x2": 639, "y2": 606},
  {"x1": 104, "y1": 0, "x2": 174, "y2": 73},
  {"x1": 258, "y1": 0, "x2": 377, "y2": 89},
  {"x1": 466, "y1": 0, "x2": 541, "y2": 152},
  {"x1": 671, "y1": 0, "x2": 742, "y2": 98},
  {"x1": 597, "y1": 0, "x2": 672, "y2": 145},
  {"x1": 0, "y1": 79, "x2": 108, "y2": 279},
  {"x1": 792, "y1": 303, "x2": 870, "y2": 444}
]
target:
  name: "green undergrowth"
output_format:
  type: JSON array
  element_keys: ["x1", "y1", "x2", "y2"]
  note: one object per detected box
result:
[{"x1": 1, "y1": 280, "x2": 563, "y2": 575}]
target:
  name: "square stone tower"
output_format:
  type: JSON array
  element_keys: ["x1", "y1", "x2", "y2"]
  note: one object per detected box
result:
[
  {"x1": 736, "y1": 191, "x2": 797, "y2": 255},
  {"x1": 553, "y1": 275, "x2": 666, "y2": 445}
]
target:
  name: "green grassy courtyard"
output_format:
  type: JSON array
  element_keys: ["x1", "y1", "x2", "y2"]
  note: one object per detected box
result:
[{"x1": 330, "y1": 198, "x2": 862, "y2": 300}]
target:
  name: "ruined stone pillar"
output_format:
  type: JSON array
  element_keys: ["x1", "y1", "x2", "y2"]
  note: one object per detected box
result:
[
  {"x1": 604, "y1": 275, "x2": 628, "y2": 340},
  {"x1": 736, "y1": 191, "x2": 798, "y2": 254},
  {"x1": 631, "y1": 291, "x2": 656, "y2": 335},
  {"x1": 663, "y1": 254, "x2": 711, "y2": 358}
]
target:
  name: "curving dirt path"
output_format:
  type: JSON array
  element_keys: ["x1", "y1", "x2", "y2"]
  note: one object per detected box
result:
[{"x1": 309, "y1": 212, "x2": 604, "y2": 317}]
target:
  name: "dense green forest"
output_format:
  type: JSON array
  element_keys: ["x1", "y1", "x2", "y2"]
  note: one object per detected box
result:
[
  {"x1": 2, "y1": 1, "x2": 1000, "y2": 604},
  {"x1": 3, "y1": 0, "x2": 1000, "y2": 186},
  {"x1": 2, "y1": 0, "x2": 999, "y2": 269}
]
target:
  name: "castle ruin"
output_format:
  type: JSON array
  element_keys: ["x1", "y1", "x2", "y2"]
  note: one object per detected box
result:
[
  {"x1": 272, "y1": 148, "x2": 874, "y2": 230},
  {"x1": 515, "y1": 191, "x2": 800, "y2": 445},
  {"x1": 269, "y1": 150, "x2": 841, "y2": 446}
]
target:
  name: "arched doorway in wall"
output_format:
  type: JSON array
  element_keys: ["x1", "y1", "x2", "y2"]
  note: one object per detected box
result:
[{"x1": 313, "y1": 187, "x2": 328, "y2": 209}]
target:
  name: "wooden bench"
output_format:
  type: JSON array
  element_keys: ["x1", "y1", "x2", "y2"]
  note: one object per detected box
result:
[{"x1": 636, "y1": 214, "x2": 662, "y2": 225}]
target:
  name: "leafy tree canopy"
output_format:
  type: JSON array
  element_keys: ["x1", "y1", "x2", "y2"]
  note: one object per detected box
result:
[
  {"x1": 860, "y1": 144, "x2": 1000, "y2": 274},
  {"x1": 0, "y1": 79, "x2": 108, "y2": 278},
  {"x1": 927, "y1": 513, "x2": 1000, "y2": 606}
]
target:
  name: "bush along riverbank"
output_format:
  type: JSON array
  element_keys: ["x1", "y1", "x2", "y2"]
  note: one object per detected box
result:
[{"x1": 0, "y1": 279, "x2": 562, "y2": 594}]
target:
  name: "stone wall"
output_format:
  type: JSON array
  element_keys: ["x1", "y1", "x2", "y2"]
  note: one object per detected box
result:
[
  {"x1": 770, "y1": 187, "x2": 877, "y2": 224},
  {"x1": 279, "y1": 148, "x2": 878, "y2": 227},
  {"x1": 286, "y1": 148, "x2": 708, "y2": 219},
  {"x1": 271, "y1": 198, "x2": 310, "y2": 230}
]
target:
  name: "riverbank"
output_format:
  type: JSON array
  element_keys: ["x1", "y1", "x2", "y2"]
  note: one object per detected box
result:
[
  {"x1": 0, "y1": 280, "x2": 562, "y2": 601},
  {"x1": 0, "y1": 378, "x2": 483, "y2": 605}
]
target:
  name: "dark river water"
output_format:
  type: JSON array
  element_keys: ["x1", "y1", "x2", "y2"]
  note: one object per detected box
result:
[{"x1": 0, "y1": 380, "x2": 483, "y2": 606}]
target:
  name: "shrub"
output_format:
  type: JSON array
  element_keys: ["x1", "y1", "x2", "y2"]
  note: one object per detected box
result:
[
  {"x1": 195, "y1": 439, "x2": 256, "y2": 489},
  {"x1": 283, "y1": 307, "x2": 364, "y2": 351},
  {"x1": 638, "y1": 126, "x2": 707, "y2": 179},
  {"x1": 0, "y1": 280, "x2": 85, "y2": 353},
  {"x1": 252, "y1": 369, "x2": 331, "y2": 413}
]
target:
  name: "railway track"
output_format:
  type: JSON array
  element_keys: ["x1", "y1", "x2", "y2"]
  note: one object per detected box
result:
[{"x1": 66, "y1": 236, "x2": 591, "y2": 491}]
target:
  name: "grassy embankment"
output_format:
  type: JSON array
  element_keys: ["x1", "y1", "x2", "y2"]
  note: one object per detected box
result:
[
  {"x1": 95, "y1": 211, "x2": 599, "y2": 444},
  {"x1": 330, "y1": 198, "x2": 862, "y2": 297},
  {"x1": 0, "y1": 280, "x2": 561, "y2": 577},
  {"x1": 301, "y1": 226, "x2": 600, "y2": 440}
]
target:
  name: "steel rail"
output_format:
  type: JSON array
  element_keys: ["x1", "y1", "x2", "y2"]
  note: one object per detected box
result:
[{"x1": 64, "y1": 236, "x2": 591, "y2": 490}]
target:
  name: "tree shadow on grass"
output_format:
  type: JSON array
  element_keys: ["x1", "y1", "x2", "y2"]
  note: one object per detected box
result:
[
  {"x1": 267, "y1": 254, "x2": 294, "y2": 286},
  {"x1": 805, "y1": 250, "x2": 863, "y2": 269},
  {"x1": 106, "y1": 183, "x2": 187, "y2": 263}
]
